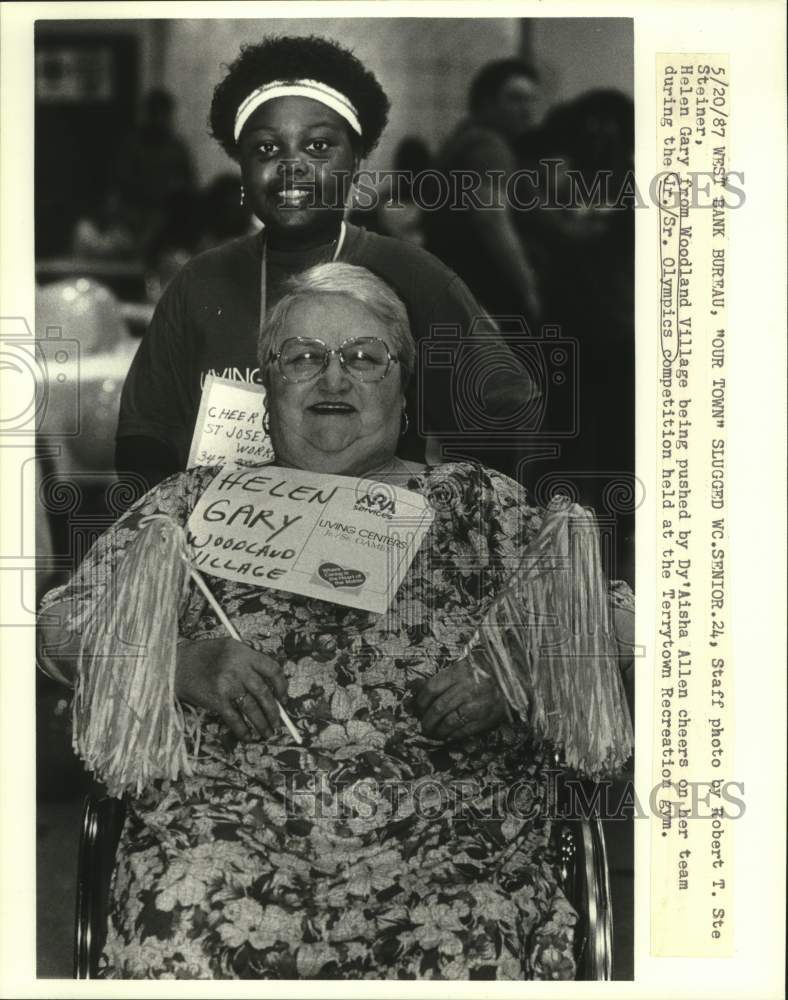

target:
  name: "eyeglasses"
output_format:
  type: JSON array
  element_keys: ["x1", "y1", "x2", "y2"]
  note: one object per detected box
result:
[{"x1": 270, "y1": 336, "x2": 399, "y2": 383}]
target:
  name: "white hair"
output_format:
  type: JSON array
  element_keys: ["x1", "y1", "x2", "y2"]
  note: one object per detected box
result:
[{"x1": 258, "y1": 262, "x2": 415, "y2": 389}]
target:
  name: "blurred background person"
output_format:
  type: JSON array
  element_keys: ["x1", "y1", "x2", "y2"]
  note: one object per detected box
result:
[
  {"x1": 513, "y1": 89, "x2": 635, "y2": 577},
  {"x1": 195, "y1": 172, "x2": 257, "y2": 252},
  {"x1": 140, "y1": 188, "x2": 204, "y2": 305},
  {"x1": 425, "y1": 58, "x2": 541, "y2": 325},
  {"x1": 114, "y1": 88, "x2": 196, "y2": 249},
  {"x1": 70, "y1": 187, "x2": 135, "y2": 259},
  {"x1": 350, "y1": 135, "x2": 433, "y2": 247}
]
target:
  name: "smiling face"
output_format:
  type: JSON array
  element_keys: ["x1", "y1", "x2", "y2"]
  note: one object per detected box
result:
[
  {"x1": 237, "y1": 95, "x2": 357, "y2": 244},
  {"x1": 266, "y1": 293, "x2": 404, "y2": 476}
]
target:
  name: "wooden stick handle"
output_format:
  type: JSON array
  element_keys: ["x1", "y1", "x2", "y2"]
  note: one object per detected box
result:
[{"x1": 188, "y1": 567, "x2": 303, "y2": 745}]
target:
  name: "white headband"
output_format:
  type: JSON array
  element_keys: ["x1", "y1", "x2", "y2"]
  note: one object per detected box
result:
[{"x1": 233, "y1": 79, "x2": 362, "y2": 142}]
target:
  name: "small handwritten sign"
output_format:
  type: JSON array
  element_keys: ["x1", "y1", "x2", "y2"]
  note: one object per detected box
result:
[
  {"x1": 187, "y1": 374, "x2": 274, "y2": 469},
  {"x1": 186, "y1": 466, "x2": 434, "y2": 613}
]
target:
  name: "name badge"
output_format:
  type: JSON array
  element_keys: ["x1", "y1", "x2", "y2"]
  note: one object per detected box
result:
[
  {"x1": 186, "y1": 466, "x2": 434, "y2": 613},
  {"x1": 187, "y1": 374, "x2": 274, "y2": 468}
]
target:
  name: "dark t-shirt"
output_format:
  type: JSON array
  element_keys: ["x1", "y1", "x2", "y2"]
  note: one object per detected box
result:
[{"x1": 118, "y1": 223, "x2": 537, "y2": 470}]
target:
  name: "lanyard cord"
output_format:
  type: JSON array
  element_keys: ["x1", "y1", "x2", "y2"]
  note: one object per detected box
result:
[{"x1": 257, "y1": 220, "x2": 347, "y2": 343}]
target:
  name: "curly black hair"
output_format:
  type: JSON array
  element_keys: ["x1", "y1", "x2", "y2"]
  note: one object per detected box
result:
[{"x1": 210, "y1": 35, "x2": 390, "y2": 160}]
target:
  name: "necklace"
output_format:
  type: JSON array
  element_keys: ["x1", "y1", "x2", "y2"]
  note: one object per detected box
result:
[
  {"x1": 258, "y1": 221, "x2": 346, "y2": 340},
  {"x1": 365, "y1": 456, "x2": 427, "y2": 478},
  {"x1": 266, "y1": 221, "x2": 346, "y2": 260}
]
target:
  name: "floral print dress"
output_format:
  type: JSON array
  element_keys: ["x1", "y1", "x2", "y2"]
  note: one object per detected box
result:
[{"x1": 43, "y1": 462, "x2": 606, "y2": 980}]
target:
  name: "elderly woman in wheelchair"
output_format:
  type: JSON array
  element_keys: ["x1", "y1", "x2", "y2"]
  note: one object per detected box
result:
[{"x1": 39, "y1": 263, "x2": 633, "y2": 980}]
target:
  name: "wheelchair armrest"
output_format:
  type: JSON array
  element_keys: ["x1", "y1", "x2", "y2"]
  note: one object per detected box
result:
[
  {"x1": 554, "y1": 816, "x2": 613, "y2": 980},
  {"x1": 74, "y1": 793, "x2": 126, "y2": 979}
]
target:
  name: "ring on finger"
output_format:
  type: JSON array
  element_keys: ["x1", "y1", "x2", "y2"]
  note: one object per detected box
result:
[{"x1": 231, "y1": 693, "x2": 256, "y2": 734}]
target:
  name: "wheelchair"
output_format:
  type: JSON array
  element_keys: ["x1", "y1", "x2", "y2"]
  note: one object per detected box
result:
[{"x1": 74, "y1": 790, "x2": 614, "y2": 980}]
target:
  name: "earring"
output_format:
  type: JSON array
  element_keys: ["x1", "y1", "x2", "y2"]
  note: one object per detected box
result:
[
  {"x1": 400, "y1": 410, "x2": 409, "y2": 436},
  {"x1": 262, "y1": 410, "x2": 270, "y2": 434},
  {"x1": 240, "y1": 185, "x2": 246, "y2": 206}
]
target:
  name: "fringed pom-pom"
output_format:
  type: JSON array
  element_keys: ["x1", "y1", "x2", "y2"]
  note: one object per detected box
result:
[
  {"x1": 472, "y1": 496, "x2": 633, "y2": 778},
  {"x1": 72, "y1": 515, "x2": 193, "y2": 796}
]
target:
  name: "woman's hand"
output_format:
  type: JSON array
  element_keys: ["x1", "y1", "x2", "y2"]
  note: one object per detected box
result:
[
  {"x1": 176, "y1": 637, "x2": 288, "y2": 741},
  {"x1": 412, "y1": 658, "x2": 507, "y2": 741}
]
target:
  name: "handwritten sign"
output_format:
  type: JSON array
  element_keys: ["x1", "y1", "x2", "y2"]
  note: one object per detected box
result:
[
  {"x1": 187, "y1": 374, "x2": 274, "y2": 469},
  {"x1": 186, "y1": 466, "x2": 434, "y2": 613}
]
